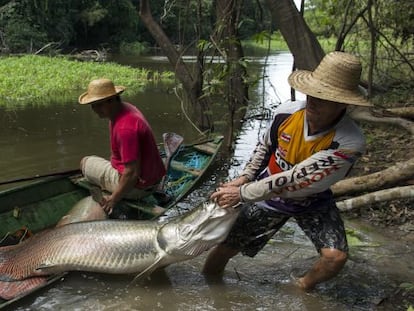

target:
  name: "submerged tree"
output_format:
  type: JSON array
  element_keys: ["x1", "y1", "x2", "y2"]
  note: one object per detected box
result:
[
  {"x1": 139, "y1": 0, "x2": 251, "y2": 140},
  {"x1": 138, "y1": 0, "x2": 213, "y2": 131}
]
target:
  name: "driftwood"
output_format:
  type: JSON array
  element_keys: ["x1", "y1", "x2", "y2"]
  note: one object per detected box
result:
[
  {"x1": 333, "y1": 107, "x2": 414, "y2": 198},
  {"x1": 337, "y1": 185, "x2": 414, "y2": 212},
  {"x1": 349, "y1": 107, "x2": 414, "y2": 136},
  {"x1": 383, "y1": 107, "x2": 414, "y2": 120},
  {"x1": 69, "y1": 49, "x2": 108, "y2": 62},
  {"x1": 332, "y1": 157, "x2": 414, "y2": 197},
  {"x1": 34, "y1": 42, "x2": 60, "y2": 55}
]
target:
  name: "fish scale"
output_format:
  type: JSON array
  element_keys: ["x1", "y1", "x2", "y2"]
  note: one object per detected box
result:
[{"x1": 0, "y1": 201, "x2": 240, "y2": 300}]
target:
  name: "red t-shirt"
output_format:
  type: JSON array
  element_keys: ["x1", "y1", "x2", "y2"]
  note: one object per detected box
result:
[{"x1": 110, "y1": 103, "x2": 166, "y2": 189}]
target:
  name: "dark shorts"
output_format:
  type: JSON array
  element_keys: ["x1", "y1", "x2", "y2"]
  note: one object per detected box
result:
[{"x1": 222, "y1": 202, "x2": 348, "y2": 257}]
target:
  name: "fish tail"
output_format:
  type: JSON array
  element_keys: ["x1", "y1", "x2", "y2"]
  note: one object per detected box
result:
[
  {"x1": 0, "y1": 244, "x2": 20, "y2": 281},
  {"x1": 0, "y1": 277, "x2": 47, "y2": 300},
  {"x1": 0, "y1": 239, "x2": 44, "y2": 281}
]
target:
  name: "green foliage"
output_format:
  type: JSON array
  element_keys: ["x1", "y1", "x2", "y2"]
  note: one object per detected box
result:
[
  {"x1": 119, "y1": 41, "x2": 148, "y2": 56},
  {"x1": 242, "y1": 32, "x2": 289, "y2": 55},
  {"x1": 0, "y1": 55, "x2": 174, "y2": 107},
  {"x1": 345, "y1": 228, "x2": 380, "y2": 247},
  {"x1": 0, "y1": 0, "x2": 272, "y2": 52},
  {"x1": 79, "y1": 2, "x2": 107, "y2": 27},
  {"x1": 400, "y1": 283, "x2": 414, "y2": 291},
  {"x1": 304, "y1": 0, "x2": 413, "y2": 88},
  {"x1": 3, "y1": 19, "x2": 48, "y2": 53}
]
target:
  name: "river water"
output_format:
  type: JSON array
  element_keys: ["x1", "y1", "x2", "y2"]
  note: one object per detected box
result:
[{"x1": 1, "y1": 52, "x2": 413, "y2": 310}]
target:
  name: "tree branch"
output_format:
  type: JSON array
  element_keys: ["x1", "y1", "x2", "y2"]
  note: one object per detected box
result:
[
  {"x1": 332, "y1": 157, "x2": 414, "y2": 197},
  {"x1": 265, "y1": 0, "x2": 325, "y2": 70},
  {"x1": 337, "y1": 185, "x2": 414, "y2": 212},
  {"x1": 361, "y1": 15, "x2": 414, "y2": 72},
  {"x1": 349, "y1": 107, "x2": 414, "y2": 136},
  {"x1": 383, "y1": 107, "x2": 414, "y2": 120},
  {"x1": 336, "y1": 6, "x2": 368, "y2": 51}
]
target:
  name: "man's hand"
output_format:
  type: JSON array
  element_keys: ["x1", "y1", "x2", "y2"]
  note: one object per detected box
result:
[
  {"x1": 210, "y1": 185, "x2": 241, "y2": 208},
  {"x1": 220, "y1": 176, "x2": 250, "y2": 188},
  {"x1": 100, "y1": 195, "x2": 119, "y2": 215}
]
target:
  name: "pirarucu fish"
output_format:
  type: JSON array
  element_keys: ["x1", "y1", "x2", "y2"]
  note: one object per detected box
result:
[{"x1": 0, "y1": 200, "x2": 240, "y2": 299}]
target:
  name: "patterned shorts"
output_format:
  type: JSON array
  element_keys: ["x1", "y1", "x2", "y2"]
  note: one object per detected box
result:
[{"x1": 222, "y1": 202, "x2": 348, "y2": 257}]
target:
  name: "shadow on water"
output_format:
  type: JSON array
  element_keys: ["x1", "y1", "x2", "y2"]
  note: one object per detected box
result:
[{"x1": 2, "y1": 52, "x2": 414, "y2": 310}]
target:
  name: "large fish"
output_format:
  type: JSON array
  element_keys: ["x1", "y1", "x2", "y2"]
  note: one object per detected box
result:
[
  {"x1": 0, "y1": 200, "x2": 240, "y2": 299},
  {"x1": 55, "y1": 195, "x2": 107, "y2": 227}
]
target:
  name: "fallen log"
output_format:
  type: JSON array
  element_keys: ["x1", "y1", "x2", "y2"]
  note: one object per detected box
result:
[
  {"x1": 349, "y1": 107, "x2": 414, "y2": 136},
  {"x1": 337, "y1": 185, "x2": 414, "y2": 212},
  {"x1": 383, "y1": 107, "x2": 414, "y2": 120},
  {"x1": 332, "y1": 157, "x2": 414, "y2": 197}
]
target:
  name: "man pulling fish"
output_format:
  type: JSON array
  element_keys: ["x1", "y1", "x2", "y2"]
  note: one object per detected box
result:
[
  {"x1": 78, "y1": 78, "x2": 166, "y2": 215},
  {"x1": 203, "y1": 52, "x2": 371, "y2": 291}
]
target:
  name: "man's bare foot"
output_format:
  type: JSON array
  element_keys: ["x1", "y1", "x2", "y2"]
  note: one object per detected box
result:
[{"x1": 290, "y1": 272, "x2": 312, "y2": 291}]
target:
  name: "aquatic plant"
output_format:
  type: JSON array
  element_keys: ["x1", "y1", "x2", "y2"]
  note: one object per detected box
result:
[
  {"x1": 119, "y1": 41, "x2": 149, "y2": 56},
  {"x1": 0, "y1": 55, "x2": 174, "y2": 108}
]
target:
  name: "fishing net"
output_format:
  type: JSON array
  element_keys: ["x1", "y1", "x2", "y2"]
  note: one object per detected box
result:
[{"x1": 164, "y1": 151, "x2": 210, "y2": 198}]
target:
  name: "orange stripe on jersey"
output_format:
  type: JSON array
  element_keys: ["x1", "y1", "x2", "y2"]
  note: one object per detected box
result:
[{"x1": 267, "y1": 109, "x2": 336, "y2": 174}]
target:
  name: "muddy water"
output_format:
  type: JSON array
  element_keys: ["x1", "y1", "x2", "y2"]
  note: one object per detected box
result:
[
  {"x1": 0, "y1": 88, "x2": 199, "y2": 183},
  {"x1": 2, "y1": 53, "x2": 414, "y2": 310}
]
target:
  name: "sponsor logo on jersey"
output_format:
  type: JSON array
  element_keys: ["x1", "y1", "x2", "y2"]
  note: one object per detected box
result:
[
  {"x1": 275, "y1": 148, "x2": 293, "y2": 171},
  {"x1": 265, "y1": 155, "x2": 340, "y2": 193},
  {"x1": 277, "y1": 145, "x2": 287, "y2": 157},
  {"x1": 280, "y1": 132, "x2": 291, "y2": 142}
]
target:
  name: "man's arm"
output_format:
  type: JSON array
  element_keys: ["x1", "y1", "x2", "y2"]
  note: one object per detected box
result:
[
  {"x1": 101, "y1": 160, "x2": 140, "y2": 214},
  {"x1": 240, "y1": 148, "x2": 360, "y2": 202}
]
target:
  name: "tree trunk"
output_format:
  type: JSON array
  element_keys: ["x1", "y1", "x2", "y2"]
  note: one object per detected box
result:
[
  {"x1": 265, "y1": 0, "x2": 325, "y2": 70},
  {"x1": 337, "y1": 185, "x2": 414, "y2": 211},
  {"x1": 349, "y1": 107, "x2": 414, "y2": 136},
  {"x1": 383, "y1": 107, "x2": 414, "y2": 120},
  {"x1": 214, "y1": 0, "x2": 249, "y2": 147},
  {"x1": 366, "y1": 0, "x2": 377, "y2": 98},
  {"x1": 332, "y1": 157, "x2": 414, "y2": 198},
  {"x1": 139, "y1": 0, "x2": 212, "y2": 130},
  {"x1": 215, "y1": 0, "x2": 248, "y2": 108}
]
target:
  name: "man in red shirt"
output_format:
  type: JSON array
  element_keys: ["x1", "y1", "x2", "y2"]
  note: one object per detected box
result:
[{"x1": 78, "y1": 78, "x2": 166, "y2": 215}]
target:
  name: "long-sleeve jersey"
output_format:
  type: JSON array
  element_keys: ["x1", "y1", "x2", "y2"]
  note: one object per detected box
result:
[{"x1": 239, "y1": 100, "x2": 366, "y2": 214}]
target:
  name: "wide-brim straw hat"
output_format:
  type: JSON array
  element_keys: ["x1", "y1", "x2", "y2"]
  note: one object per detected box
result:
[
  {"x1": 78, "y1": 78, "x2": 125, "y2": 105},
  {"x1": 288, "y1": 51, "x2": 371, "y2": 106}
]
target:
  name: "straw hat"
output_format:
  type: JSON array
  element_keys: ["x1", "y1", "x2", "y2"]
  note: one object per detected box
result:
[
  {"x1": 78, "y1": 78, "x2": 125, "y2": 105},
  {"x1": 288, "y1": 51, "x2": 371, "y2": 106}
]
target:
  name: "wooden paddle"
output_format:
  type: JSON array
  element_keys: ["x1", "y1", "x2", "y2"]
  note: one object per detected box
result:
[
  {"x1": 0, "y1": 169, "x2": 81, "y2": 186},
  {"x1": 159, "y1": 132, "x2": 184, "y2": 191}
]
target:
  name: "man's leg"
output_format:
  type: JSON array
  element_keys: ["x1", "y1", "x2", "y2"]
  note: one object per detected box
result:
[
  {"x1": 297, "y1": 248, "x2": 347, "y2": 290},
  {"x1": 202, "y1": 203, "x2": 289, "y2": 276},
  {"x1": 81, "y1": 156, "x2": 119, "y2": 192},
  {"x1": 295, "y1": 204, "x2": 348, "y2": 290},
  {"x1": 202, "y1": 244, "x2": 239, "y2": 275}
]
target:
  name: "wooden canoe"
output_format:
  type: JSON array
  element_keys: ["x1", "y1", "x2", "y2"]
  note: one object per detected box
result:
[{"x1": 0, "y1": 135, "x2": 223, "y2": 308}]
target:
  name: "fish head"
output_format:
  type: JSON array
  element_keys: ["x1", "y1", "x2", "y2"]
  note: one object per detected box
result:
[{"x1": 158, "y1": 200, "x2": 241, "y2": 257}]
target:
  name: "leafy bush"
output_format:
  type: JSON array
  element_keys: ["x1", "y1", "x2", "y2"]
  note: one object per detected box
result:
[{"x1": 4, "y1": 19, "x2": 48, "y2": 53}]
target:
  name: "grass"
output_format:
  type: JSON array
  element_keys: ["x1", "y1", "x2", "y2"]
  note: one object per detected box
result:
[
  {"x1": 0, "y1": 55, "x2": 174, "y2": 108},
  {"x1": 242, "y1": 32, "x2": 289, "y2": 55},
  {"x1": 119, "y1": 41, "x2": 149, "y2": 56},
  {"x1": 242, "y1": 31, "x2": 337, "y2": 55},
  {"x1": 243, "y1": 31, "x2": 413, "y2": 87}
]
